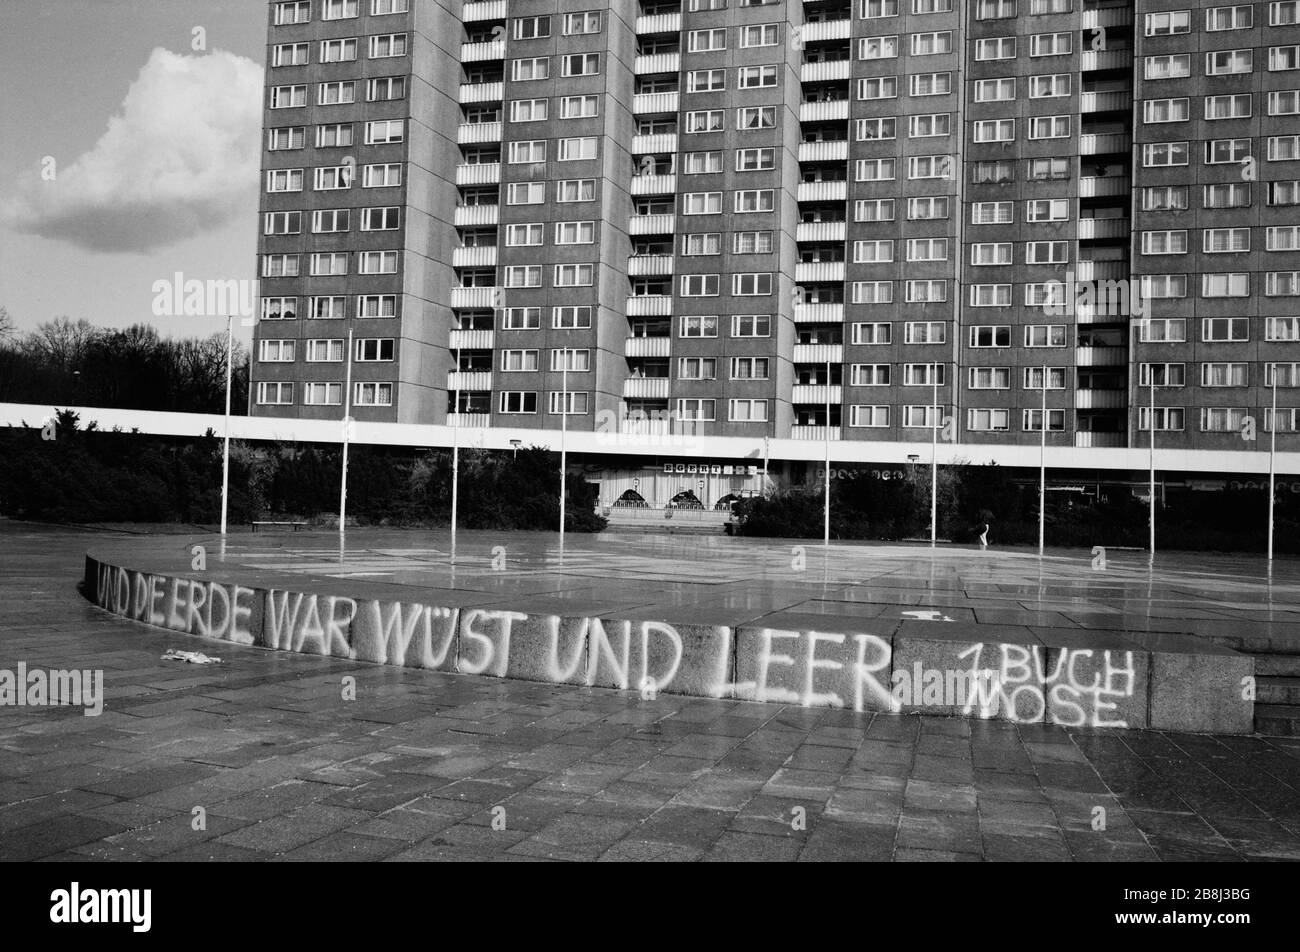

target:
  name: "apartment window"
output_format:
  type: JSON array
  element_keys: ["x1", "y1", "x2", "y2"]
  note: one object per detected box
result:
[
  {"x1": 912, "y1": 32, "x2": 952, "y2": 56},
  {"x1": 1141, "y1": 230, "x2": 1188, "y2": 255},
  {"x1": 1142, "y1": 186, "x2": 1190, "y2": 211},
  {"x1": 353, "y1": 383, "x2": 393, "y2": 407},
  {"x1": 1145, "y1": 55, "x2": 1192, "y2": 80},
  {"x1": 372, "y1": 0, "x2": 408, "y2": 13},
  {"x1": 904, "y1": 364, "x2": 945, "y2": 386},
  {"x1": 1205, "y1": 94, "x2": 1252, "y2": 120},
  {"x1": 503, "y1": 307, "x2": 541, "y2": 330},
  {"x1": 359, "y1": 251, "x2": 398, "y2": 274},
  {"x1": 1029, "y1": 116, "x2": 1069, "y2": 139},
  {"x1": 975, "y1": 37, "x2": 1016, "y2": 60},
  {"x1": 684, "y1": 192, "x2": 723, "y2": 215},
  {"x1": 855, "y1": 199, "x2": 896, "y2": 222},
  {"x1": 1029, "y1": 75, "x2": 1070, "y2": 98},
  {"x1": 1203, "y1": 227, "x2": 1250, "y2": 253},
  {"x1": 1201, "y1": 408, "x2": 1248, "y2": 432},
  {"x1": 556, "y1": 180, "x2": 596, "y2": 204},
  {"x1": 733, "y1": 231, "x2": 774, "y2": 254},
  {"x1": 910, "y1": 73, "x2": 952, "y2": 96},
  {"x1": 854, "y1": 322, "x2": 892, "y2": 344},
  {"x1": 1139, "y1": 318, "x2": 1187, "y2": 342},
  {"x1": 1023, "y1": 410, "x2": 1065, "y2": 432},
  {"x1": 261, "y1": 297, "x2": 298, "y2": 321},
  {"x1": 320, "y1": 38, "x2": 357, "y2": 63},
  {"x1": 501, "y1": 350, "x2": 540, "y2": 372},
  {"x1": 688, "y1": 69, "x2": 725, "y2": 92},
  {"x1": 907, "y1": 280, "x2": 947, "y2": 303},
  {"x1": 675, "y1": 399, "x2": 715, "y2": 422},
  {"x1": 1268, "y1": 90, "x2": 1300, "y2": 115},
  {"x1": 275, "y1": 2, "x2": 311, "y2": 25},
  {"x1": 733, "y1": 273, "x2": 773, "y2": 296},
  {"x1": 970, "y1": 243, "x2": 1013, "y2": 266},
  {"x1": 860, "y1": 0, "x2": 900, "y2": 17},
  {"x1": 1026, "y1": 241, "x2": 1068, "y2": 264},
  {"x1": 499, "y1": 392, "x2": 539, "y2": 414},
  {"x1": 1202, "y1": 274, "x2": 1250, "y2": 297},
  {"x1": 504, "y1": 266, "x2": 542, "y2": 288},
  {"x1": 1272, "y1": 46, "x2": 1300, "y2": 71},
  {"x1": 904, "y1": 322, "x2": 945, "y2": 344},
  {"x1": 683, "y1": 152, "x2": 723, "y2": 175},
  {"x1": 968, "y1": 409, "x2": 1010, "y2": 432},
  {"x1": 681, "y1": 274, "x2": 721, "y2": 296},
  {"x1": 856, "y1": 116, "x2": 897, "y2": 141},
  {"x1": 853, "y1": 281, "x2": 894, "y2": 303},
  {"x1": 322, "y1": 0, "x2": 358, "y2": 18},
  {"x1": 969, "y1": 367, "x2": 1011, "y2": 390},
  {"x1": 734, "y1": 190, "x2": 775, "y2": 213},
  {"x1": 362, "y1": 164, "x2": 401, "y2": 188},
  {"x1": 1207, "y1": 4, "x2": 1252, "y2": 29},
  {"x1": 975, "y1": 0, "x2": 1017, "y2": 19},
  {"x1": 1268, "y1": 226, "x2": 1300, "y2": 250},
  {"x1": 688, "y1": 28, "x2": 726, "y2": 52},
  {"x1": 854, "y1": 240, "x2": 895, "y2": 263},
  {"x1": 909, "y1": 114, "x2": 951, "y2": 137},
  {"x1": 680, "y1": 315, "x2": 718, "y2": 338},
  {"x1": 354, "y1": 338, "x2": 395, "y2": 363},
  {"x1": 908, "y1": 197, "x2": 950, "y2": 220},
  {"x1": 732, "y1": 315, "x2": 771, "y2": 337},
  {"x1": 970, "y1": 285, "x2": 1011, "y2": 307},
  {"x1": 1029, "y1": 0, "x2": 1070, "y2": 11},
  {"x1": 505, "y1": 223, "x2": 543, "y2": 247},
  {"x1": 1141, "y1": 274, "x2": 1189, "y2": 299},
  {"x1": 907, "y1": 238, "x2": 948, "y2": 262},
  {"x1": 273, "y1": 43, "x2": 309, "y2": 67},
  {"x1": 1274, "y1": 2, "x2": 1300, "y2": 26},
  {"x1": 257, "y1": 382, "x2": 295, "y2": 406},
  {"x1": 1202, "y1": 362, "x2": 1249, "y2": 387},
  {"x1": 514, "y1": 16, "x2": 551, "y2": 40},
  {"x1": 259, "y1": 340, "x2": 296, "y2": 363},
  {"x1": 309, "y1": 297, "x2": 347, "y2": 320},
  {"x1": 973, "y1": 120, "x2": 1014, "y2": 143},
  {"x1": 1025, "y1": 199, "x2": 1069, "y2": 223},
  {"x1": 860, "y1": 35, "x2": 900, "y2": 59},
  {"x1": 851, "y1": 364, "x2": 892, "y2": 387},
  {"x1": 858, "y1": 77, "x2": 899, "y2": 100},
  {"x1": 1143, "y1": 142, "x2": 1190, "y2": 167},
  {"x1": 730, "y1": 400, "x2": 769, "y2": 423},
  {"x1": 737, "y1": 106, "x2": 776, "y2": 129},
  {"x1": 969, "y1": 326, "x2": 1011, "y2": 347},
  {"x1": 318, "y1": 81, "x2": 356, "y2": 105},
  {"x1": 973, "y1": 78, "x2": 1015, "y2": 102},
  {"x1": 1026, "y1": 157, "x2": 1068, "y2": 180},
  {"x1": 310, "y1": 252, "x2": 347, "y2": 276},
  {"x1": 554, "y1": 264, "x2": 594, "y2": 287},
  {"x1": 563, "y1": 11, "x2": 601, "y2": 34},
  {"x1": 972, "y1": 202, "x2": 1013, "y2": 224},
  {"x1": 1144, "y1": 98, "x2": 1190, "y2": 123},
  {"x1": 850, "y1": 406, "x2": 890, "y2": 428},
  {"x1": 913, "y1": 0, "x2": 953, "y2": 12},
  {"x1": 267, "y1": 127, "x2": 305, "y2": 151},
  {"x1": 904, "y1": 406, "x2": 942, "y2": 428},
  {"x1": 264, "y1": 211, "x2": 301, "y2": 235},
  {"x1": 306, "y1": 339, "x2": 345, "y2": 363},
  {"x1": 730, "y1": 357, "x2": 769, "y2": 381},
  {"x1": 558, "y1": 137, "x2": 598, "y2": 161},
  {"x1": 366, "y1": 76, "x2": 405, "y2": 101},
  {"x1": 561, "y1": 53, "x2": 600, "y2": 77},
  {"x1": 738, "y1": 65, "x2": 778, "y2": 89},
  {"x1": 1139, "y1": 363, "x2": 1186, "y2": 387},
  {"x1": 510, "y1": 99, "x2": 548, "y2": 123},
  {"x1": 551, "y1": 350, "x2": 591, "y2": 373},
  {"x1": 512, "y1": 58, "x2": 550, "y2": 82},
  {"x1": 740, "y1": 24, "x2": 779, "y2": 47},
  {"x1": 554, "y1": 220, "x2": 596, "y2": 248},
  {"x1": 1267, "y1": 316, "x2": 1300, "y2": 339},
  {"x1": 736, "y1": 148, "x2": 776, "y2": 172},
  {"x1": 1030, "y1": 32, "x2": 1071, "y2": 56},
  {"x1": 856, "y1": 158, "x2": 896, "y2": 181},
  {"x1": 270, "y1": 85, "x2": 306, "y2": 109},
  {"x1": 267, "y1": 169, "x2": 304, "y2": 193},
  {"x1": 316, "y1": 123, "x2": 353, "y2": 148},
  {"x1": 263, "y1": 254, "x2": 300, "y2": 278},
  {"x1": 507, "y1": 182, "x2": 544, "y2": 205},
  {"x1": 553, "y1": 307, "x2": 593, "y2": 330},
  {"x1": 1139, "y1": 408, "x2": 1185, "y2": 431},
  {"x1": 1025, "y1": 325, "x2": 1067, "y2": 347},
  {"x1": 358, "y1": 295, "x2": 397, "y2": 318},
  {"x1": 1202, "y1": 317, "x2": 1249, "y2": 341},
  {"x1": 1145, "y1": 11, "x2": 1191, "y2": 35},
  {"x1": 682, "y1": 233, "x2": 721, "y2": 256}
]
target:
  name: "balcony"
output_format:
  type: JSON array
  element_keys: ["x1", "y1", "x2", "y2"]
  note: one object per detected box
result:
[
  {"x1": 801, "y1": 19, "x2": 851, "y2": 43},
  {"x1": 635, "y1": 12, "x2": 682, "y2": 34},
  {"x1": 794, "y1": 303, "x2": 845, "y2": 324},
  {"x1": 634, "y1": 52, "x2": 680, "y2": 75},
  {"x1": 1076, "y1": 259, "x2": 1128, "y2": 281},
  {"x1": 632, "y1": 132, "x2": 677, "y2": 155},
  {"x1": 1078, "y1": 176, "x2": 1130, "y2": 198},
  {"x1": 626, "y1": 295, "x2": 672, "y2": 316},
  {"x1": 452, "y1": 245, "x2": 497, "y2": 268},
  {"x1": 1079, "y1": 133, "x2": 1131, "y2": 155},
  {"x1": 797, "y1": 180, "x2": 847, "y2": 202},
  {"x1": 1081, "y1": 7, "x2": 1130, "y2": 30},
  {"x1": 448, "y1": 371, "x2": 493, "y2": 391},
  {"x1": 1076, "y1": 346, "x2": 1126, "y2": 367},
  {"x1": 629, "y1": 214, "x2": 675, "y2": 235},
  {"x1": 633, "y1": 91, "x2": 680, "y2": 114},
  {"x1": 631, "y1": 173, "x2": 676, "y2": 196},
  {"x1": 461, "y1": 0, "x2": 506, "y2": 22},
  {"x1": 1080, "y1": 90, "x2": 1130, "y2": 113},
  {"x1": 798, "y1": 140, "x2": 848, "y2": 163},
  {"x1": 460, "y1": 39, "x2": 506, "y2": 62},
  {"x1": 1077, "y1": 218, "x2": 1129, "y2": 241},
  {"x1": 448, "y1": 412, "x2": 491, "y2": 427},
  {"x1": 450, "y1": 286, "x2": 498, "y2": 309},
  {"x1": 791, "y1": 426, "x2": 842, "y2": 441},
  {"x1": 792, "y1": 385, "x2": 843, "y2": 405},
  {"x1": 1075, "y1": 389, "x2": 1126, "y2": 410},
  {"x1": 799, "y1": 100, "x2": 849, "y2": 123},
  {"x1": 453, "y1": 204, "x2": 499, "y2": 227},
  {"x1": 623, "y1": 377, "x2": 671, "y2": 399},
  {"x1": 627, "y1": 254, "x2": 674, "y2": 277},
  {"x1": 1080, "y1": 49, "x2": 1131, "y2": 72},
  {"x1": 624, "y1": 336, "x2": 671, "y2": 358},
  {"x1": 457, "y1": 121, "x2": 502, "y2": 144},
  {"x1": 796, "y1": 260, "x2": 845, "y2": 283},
  {"x1": 449, "y1": 329, "x2": 494, "y2": 351},
  {"x1": 793, "y1": 343, "x2": 844, "y2": 364},
  {"x1": 455, "y1": 162, "x2": 500, "y2": 186},
  {"x1": 796, "y1": 221, "x2": 846, "y2": 243},
  {"x1": 1074, "y1": 431, "x2": 1126, "y2": 448},
  {"x1": 458, "y1": 81, "x2": 503, "y2": 104},
  {"x1": 800, "y1": 60, "x2": 851, "y2": 84}
]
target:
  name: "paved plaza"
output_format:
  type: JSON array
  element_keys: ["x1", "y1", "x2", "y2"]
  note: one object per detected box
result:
[{"x1": 3, "y1": 521, "x2": 1300, "y2": 861}]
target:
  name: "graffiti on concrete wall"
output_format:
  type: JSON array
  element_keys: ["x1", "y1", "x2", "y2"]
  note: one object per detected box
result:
[{"x1": 957, "y1": 642, "x2": 1138, "y2": 728}]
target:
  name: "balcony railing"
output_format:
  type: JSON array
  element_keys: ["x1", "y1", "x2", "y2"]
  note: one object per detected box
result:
[
  {"x1": 797, "y1": 179, "x2": 847, "y2": 202},
  {"x1": 461, "y1": 0, "x2": 506, "y2": 22},
  {"x1": 1081, "y1": 7, "x2": 1130, "y2": 30},
  {"x1": 453, "y1": 204, "x2": 499, "y2": 226},
  {"x1": 635, "y1": 12, "x2": 682, "y2": 34},
  {"x1": 796, "y1": 260, "x2": 845, "y2": 283},
  {"x1": 627, "y1": 254, "x2": 674, "y2": 277},
  {"x1": 626, "y1": 295, "x2": 673, "y2": 316},
  {"x1": 447, "y1": 371, "x2": 493, "y2": 391},
  {"x1": 629, "y1": 214, "x2": 675, "y2": 235},
  {"x1": 792, "y1": 385, "x2": 843, "y2": 405},
  {"x1": 460, "y1": 39, "x2": 505, "y2": 62},
  {"x1": 448, "y1": 412, "x2": 491, "y2": 427},
  {"x1": 791, "y1": 425, "x2": 842, "y2": 441},
  {"x1": 1077, "y1": 218, "x2": 1129, "y2": 241},
  {"x1": 458, "y1": 81, "x2": 503, "y2": 104},
  {"x1": 799, "y1": 99, "x2": 849, "y2": 123},
  {"x1": 1080, "y1": 90, "x2": 1130, "y2": 113},
  {"x1": 632, "y1": 132, "x2": 677, "y2": 155},
  {"x1": 633, "y1": 91, "x2": 680, "y2": 114},
  {"x1": 1074, "y1": 431, "x2": 1126, "y2": 448},
  {"x1": 451, "y1": 245, "x2": 497, "y2": 268},
  {"x1": 457, "y1": 120, "x2": 502, "y2": 144},
  {"x1": 634, "y1": 52, "x2": 680, "y2": 75},
  {"x1": 794, "y1": 303, "x2": 845, "y2": 324},
  {"x1": 1076, "y1": 346, "x2": 1126, "y2": 367},
  {"x1": 800, "y1": 60, "x2": 851, "y2": 84},
  {"x1": 1076, "y1": 259, "x2": 1128, "y2": 281},
  {"x1": 800, "y1": 19, "x2": 851, "y2": 42},
  {"x1": 449, "y1": 286, "x2": 498, "y2": 309},
  {"x1": 449, "y1": 329, "x2": 494, "y2": 351},
  {"x1": 624, "y1": 336, "x2": 671, "y2": 358},
  {"x1": 623, "y1": 377, "x2": 671, "y2": 399},
  {"x1": 1079, "y1": 132, "x2": 1131, "y2": 155},
  {"x1": 1080, "y1": 49, "x2": 1131, "y2": 72},
  {"x1": 1075, "y1": 389, "x2": 1126, "y2": 410},
  {"x1": 796, "y1": 221, "x2": 846, "y2": 243},
  {"x1": 631, "y1": 173, "x2": 677, "y2": 196},
  {"x1": 1078, "y1": 176, "x2": 1130, "y2": 198},
  {"x1": 455, "y1": 162, "x2": 501, "y2": 186},
  {"x1": 793, "y1": 343, "x2": 844, "y2": 364},
  {"x1": 798, "y1": 139, "x2": 848, "y2": 163}
]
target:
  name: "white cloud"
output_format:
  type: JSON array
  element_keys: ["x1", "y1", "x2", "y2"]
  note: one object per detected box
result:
[{"x1": 4, "y1": 48, "x2": 262, "y2": 253}]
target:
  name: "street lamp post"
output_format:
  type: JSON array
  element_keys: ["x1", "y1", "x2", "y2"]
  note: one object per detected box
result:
[
  {"x1": 931, "y1": 362, "x2": 939, "y2": 547},
  {"x1": 339, "y1": 328, "x2": 354, "y2": 537},
  {"x1": 450, "y1": 340, "x2": 461, "y2": 564},
  {"x1": 1039, "y1": 363, "x2": 1047, "y2": 557},
  {"x1": 1149, "y1": 361, "x2": 1156, "y2": 557},
  {"x1": 1269, "y1": 362, "x2": 1278, "y2": 561},
  {"x1": 824, "y1": 358, "x2": 831, "y2": 549},
  {"x1": 220, "y1": 315, "x2": 233, "y2": 536},
  {"x1": 559, "y1": 347, "x2": 568, "y2": 553}
]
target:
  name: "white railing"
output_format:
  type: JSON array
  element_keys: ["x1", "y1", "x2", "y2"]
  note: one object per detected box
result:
[
  {"x1": 1075, "y1": 431, "x2": 1126, "y2": 448},
  {"x1": 624, "y1": 336, "x2": 671, "y2": 358},
  {"x1": 458, "y1": 81, "x2": 503, "y2": 104},
  {"x1": 791, "y1": 426, "x2": 842, "y2": 441},
  {"x1": 453, "y1": 204, "x2": 499, "y2": 227},
  {"x1": 635, "y1": 12, "x2": 682, "y2": 34},
  {"x1": 1076, "y1": 259, "x2": 1128, "y2": 281},
  {"x1": 1079, "y1": 133, "x2": 1131, "y2": 155},
  {"x1": 460, "y1": 39, "x2": 506, "y2": 62},
  {"x1": 1080, "y1": 90, "x2": 1130, "y2": 113},
  {"x1": 451, "y1": 245, "x2": 497, "y2": 268},
  {"x1": 461, "y1": 1, "x2": 506, "y2": 23},
  {"x1": 800, "y1": 19, "x2": 851, "y2": 42},
  {"x1": 800, "y1": 60, "x2": 851, "y2": 84},
  {"x1": 631, "y1": 173, "x2": 676, "y2": 196},
  {"x1": 796, "y1": 221, "x2": 846, "y2": 243},
  {"x1": 797, "y1": 180, "x2": 847, "y2": 202},
  {"x1": 1076, "y1": 346, "x2": 1126, "y2": 367},
  {"x1": 1075, "y1": 389, "x2": 1126, "y2": 410},
  {"x1": 457, "y1": 120, "x2": 502, "y2": 144},
  {"x1": 623, "y1": 377, "x2": 671, "y2": 399},
  {"x1": 455, "y1": 162, "x2": 501, "y2": 186},
  {"x1": 449, "y1": 286, "x2": 498, "y2": 309},
  {"x1": 632, "y1": 133, "x2": 677, "y2": 155},
  {"x1": 798, "y1": 139, "x2": 848, "y2": 163},
  {"x1": 634, "y1": 52, "x2": 680, "y2": 75},
  {"x1": 793, "y1": 343, "x2": 844, "y2": 364},
  {"x1": 796, "y1": 260, "x2": 845, "y2": 283},
  {"x1": 792, "y1": 385, "x2": 843, "y2": 405},
  {"x1": 633, "y1": 91, "x2": 680, "y2": 114},
  {"x1": 627, "y1": 254, "x2": 674, "y2": 276},
  {"x1": 626, "y1": 295, "x2": 673, "y2": 316},
  {"x1": 794, "y1": 303, "x2": 844, "y2": 324},
  {"x1": 1078, "y1": 176, "x2": 1130, "y2": 198},
  {"x1": 448, "y1": 371, "x2": 493, "y2": 391},
  {"x1": 449, "y1": 329, "x2": 494, "y2": 351},
  {"x1": 1080, "y1": 49, "x2": 1130, "y2": 72},
  {"x1": 629, "y1": 214, "x2": 675, "y2": 235},
  {"x1": 799, "y1": 99, "x2": 849, "y2": 123},
  {"x1": 1077, "y1": 218, "x2": 1128, "y2": 240}
]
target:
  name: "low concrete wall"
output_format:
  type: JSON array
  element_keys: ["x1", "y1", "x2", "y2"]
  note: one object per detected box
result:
[{"x1": 83, "y1": 554, "x2": 1255, "y2": 734}]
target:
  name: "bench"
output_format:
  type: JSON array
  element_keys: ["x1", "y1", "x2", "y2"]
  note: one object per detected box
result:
[{"x1": 250, "y1": 520, "x2": 309, "y2": 533}]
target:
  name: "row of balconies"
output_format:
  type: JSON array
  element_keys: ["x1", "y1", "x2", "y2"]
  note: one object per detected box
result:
[
  {"x1": 1079, "y1": 133, "x2": 1131, "y2": 156},
  {"x1": 627, "y1": 254, "x2": 674, "y2": 277}
]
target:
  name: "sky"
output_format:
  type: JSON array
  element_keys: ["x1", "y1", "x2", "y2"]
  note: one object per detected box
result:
[{"x1": 0, "y1": 0, "x2": 267, "y2": 343}]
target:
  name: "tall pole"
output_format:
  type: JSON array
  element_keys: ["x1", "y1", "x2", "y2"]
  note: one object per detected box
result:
[
  {"x1": 1269, "y1": 363, "x2": 1277, "y2": 561},
  {"x1": 824, "y1": 358, "x2": 831, "y2": 548},
  {"x1": 763, "y1": 435, "x2": 770, "y2": 492},
  {"x1": 339, "y1": 328, "x2": 354, "y2": 537},
  {"x1": 559, "y1": 349, "x2": 568, "y2": 552},
  {"x1": 1149, "y1": 369, "x2": 1156, "y2": 557},
  {"x1": 1038, "y1": 364, "x2": 1047, "y2": 556},
  {"x1": 220, "y1": 315, "x2": 233, "y2": 535},
  {"x1": 931, "y1": 362, "x2": 938, "y2": 547},
  {"x1": 450, "y1": 341, "x2": 461, "y2": 564}
]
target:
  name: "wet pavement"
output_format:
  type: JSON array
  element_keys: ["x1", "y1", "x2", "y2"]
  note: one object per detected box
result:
[{"x1": 3, "y1": 522, "x2": 1300, "y2": 861}]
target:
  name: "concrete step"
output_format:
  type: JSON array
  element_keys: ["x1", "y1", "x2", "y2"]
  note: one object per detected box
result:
[
  {"x1": 1254, "y1": 703, "x2": 1300, "y2": 737},
  {"x1": 1258, "y1": 676, "x2": 1300, "y2": 705},
  {"x1": 1252, "y1": 654, "x2": 1300, "y2": 677}
]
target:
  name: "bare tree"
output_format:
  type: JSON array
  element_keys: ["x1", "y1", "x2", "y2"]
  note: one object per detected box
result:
[
  {"x1": 0, "y1": 307, "x2": 14, "y2": 343},
  {"x1": 21, "y1": 316, "x2": 100, "y2": 367}
]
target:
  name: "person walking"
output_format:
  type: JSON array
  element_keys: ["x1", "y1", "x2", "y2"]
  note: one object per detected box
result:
[{"x1": 978, "y1": 521, "x2": 989, "y2": 550}]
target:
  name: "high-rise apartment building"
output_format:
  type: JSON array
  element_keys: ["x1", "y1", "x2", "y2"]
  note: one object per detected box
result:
[{"x1": 250, "y1": 0, "x2": 1300, "y2": 456}]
